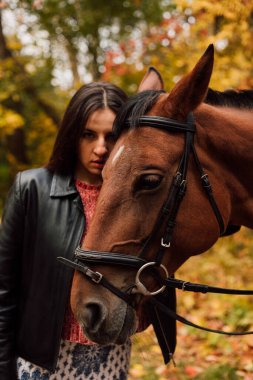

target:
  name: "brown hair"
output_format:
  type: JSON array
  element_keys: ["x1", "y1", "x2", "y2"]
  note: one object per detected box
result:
[{"x1": 47, "y1": 82, "x2": 128, "y2": 174}]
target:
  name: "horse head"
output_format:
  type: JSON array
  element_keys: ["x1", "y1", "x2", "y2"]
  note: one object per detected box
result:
[{"x1": 69, "y1": 45, "x2": 252, "y2": 347}]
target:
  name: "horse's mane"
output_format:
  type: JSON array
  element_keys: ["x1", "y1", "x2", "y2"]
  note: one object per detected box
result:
[
  {"x1": 113, "y1": 88, "x2": 253, "y2": 136},
  {"x1": 205, "y1": 89, "x2": 253, "y2": 109}
]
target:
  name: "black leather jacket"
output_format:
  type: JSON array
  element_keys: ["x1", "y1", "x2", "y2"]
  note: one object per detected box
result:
[{"x1": 0, "y1": 168, "x2": 85, "y2": 379}]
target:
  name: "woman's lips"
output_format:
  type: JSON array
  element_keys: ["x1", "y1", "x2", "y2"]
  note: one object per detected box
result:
[{"x1": 91, "y1": 160, "x2": 106, "y2": 169}]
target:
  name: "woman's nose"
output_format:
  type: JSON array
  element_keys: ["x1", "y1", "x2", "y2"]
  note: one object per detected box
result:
[{"x1": 93, "y1": 138, "x2": 108, "y2": 156}]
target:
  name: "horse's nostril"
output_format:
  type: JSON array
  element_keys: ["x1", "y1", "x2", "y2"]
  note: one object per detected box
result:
[{"x1": 83, "y1": 302, "x2": 105, "y2": 332}]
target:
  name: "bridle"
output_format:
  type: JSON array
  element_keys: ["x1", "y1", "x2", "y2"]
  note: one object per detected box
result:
[{"x1": 58, "y1": 113, "x2": 253, "y2": 363}]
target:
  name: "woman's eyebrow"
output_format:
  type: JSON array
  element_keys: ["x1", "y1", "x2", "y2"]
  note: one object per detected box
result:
[{"x1": 84, "y1": 128, "x2": 96, "y2": 133}]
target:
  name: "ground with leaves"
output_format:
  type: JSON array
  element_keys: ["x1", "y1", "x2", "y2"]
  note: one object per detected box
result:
[{"x1": 129, "y1": 228, "x2": 253, "y2": 380}]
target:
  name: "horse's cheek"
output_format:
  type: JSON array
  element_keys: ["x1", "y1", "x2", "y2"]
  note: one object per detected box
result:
[{"x1": 70, "y1": 271, "x2": 88, "y2": 314}]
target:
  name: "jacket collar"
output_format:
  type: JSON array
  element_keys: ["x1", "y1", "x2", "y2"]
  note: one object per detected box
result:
[{"x1": 50, "y1": 172, "x2": 78, "y2": 197}]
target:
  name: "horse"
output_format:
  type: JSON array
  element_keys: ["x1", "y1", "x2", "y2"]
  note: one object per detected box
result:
[{"x1": 63, "y1": 45, "x2": 253, "y2": 362}]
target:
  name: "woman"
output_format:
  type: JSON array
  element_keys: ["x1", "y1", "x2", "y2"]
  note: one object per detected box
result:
[{"x1": 0, "y1": 82, "x2": 129, "y2": 379}]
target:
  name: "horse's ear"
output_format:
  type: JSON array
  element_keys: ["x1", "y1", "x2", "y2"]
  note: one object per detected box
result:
[
  {"x1": 166, "y1": 44, "x2": 214, "y2": 118},
  {"x1": 138, "y1": 67, "x2": 164, "y2": 92}
]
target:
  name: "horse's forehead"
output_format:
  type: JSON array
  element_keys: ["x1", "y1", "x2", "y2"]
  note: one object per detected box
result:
[
  {"x1": 124, "y1": 127, "x2": 178, "y2": 156},
  {"x1": 110, "y1": 129, "x2": 177, "y2": 173},
  {"x1": 112, "y1": 145, "x2": 125, "y2": 166}
]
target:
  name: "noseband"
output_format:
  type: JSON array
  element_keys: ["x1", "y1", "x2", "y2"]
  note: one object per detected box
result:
[{"x1": 58, "y1": 113, "x2": 253, "y2": 363}]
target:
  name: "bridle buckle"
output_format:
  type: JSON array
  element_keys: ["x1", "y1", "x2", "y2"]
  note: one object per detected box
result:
[
  {"x1": 85, "y1": 268, "x2": 103, "y2": 284},
  {"x1": 161, "y1": 238, "x2": 170, "y2": 248}
]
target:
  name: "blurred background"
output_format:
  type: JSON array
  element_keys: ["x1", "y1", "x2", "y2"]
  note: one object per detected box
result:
[{"x1": 0, "y1": 1, "x2": 253, "y2": 379}]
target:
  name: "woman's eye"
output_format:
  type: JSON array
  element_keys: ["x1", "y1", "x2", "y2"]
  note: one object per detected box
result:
[
  {"x1": 135, "y1": 174, "x2": 163, "y2": 191},
  {"x1": 82, "y1": 131, "x2": 95, "y2": 139}
]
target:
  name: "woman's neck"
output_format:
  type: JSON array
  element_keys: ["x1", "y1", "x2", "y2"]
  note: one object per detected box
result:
[{"x1": 74, "y1": 167, "x2": 102, "y2": 186}]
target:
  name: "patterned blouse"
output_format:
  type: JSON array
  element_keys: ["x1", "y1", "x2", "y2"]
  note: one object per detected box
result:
[{"x1": 62, "y1": 180, "x2": 101, "y2": 344}]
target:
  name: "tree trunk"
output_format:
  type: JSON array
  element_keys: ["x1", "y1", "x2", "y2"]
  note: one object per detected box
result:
[
  {"x1": 65, "y1": 38, "x2": 81, "y2": 88},
  {"x1": 6, "y1": 128, "x2": 29, "y2": 164},
  {"x1": 0, "y1": 9, "x2": 12, "y2": 59}
]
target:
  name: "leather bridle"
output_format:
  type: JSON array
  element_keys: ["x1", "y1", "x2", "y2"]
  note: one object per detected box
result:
[{"x1": 58, "y1": 113, "x2": 253, "y2": 363}]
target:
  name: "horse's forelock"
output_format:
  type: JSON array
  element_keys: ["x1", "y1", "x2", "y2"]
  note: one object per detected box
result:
[{"x1": 113, "y1": 90, "x2": 165, "y2": 136}]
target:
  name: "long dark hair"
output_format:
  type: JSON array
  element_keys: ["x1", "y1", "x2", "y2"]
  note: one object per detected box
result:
[{"x1": 47, "y1": 82, "x2": 128, "y2": 174}]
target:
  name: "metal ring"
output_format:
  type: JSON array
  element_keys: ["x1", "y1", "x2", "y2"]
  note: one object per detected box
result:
[
  {"x1": 134, "y1": 262, "x2": 169, "y2": 296},
  {"x1": 161, "y1": 238, "x2": 170, "y2": 248}
]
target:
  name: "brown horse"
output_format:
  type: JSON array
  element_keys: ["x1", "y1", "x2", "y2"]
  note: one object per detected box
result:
[{"x1": 69, "y1": 45, "x2": 253, "y2": 351}]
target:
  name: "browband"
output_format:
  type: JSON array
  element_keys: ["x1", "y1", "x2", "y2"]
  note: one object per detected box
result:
[{"x1": 125, "y1": 116, "x2": 196, "y2": 133}]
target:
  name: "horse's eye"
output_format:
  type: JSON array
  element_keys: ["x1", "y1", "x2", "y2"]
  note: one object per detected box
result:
[{"x1": 136, "y1": 174, "x2": 163, "y2": 191}]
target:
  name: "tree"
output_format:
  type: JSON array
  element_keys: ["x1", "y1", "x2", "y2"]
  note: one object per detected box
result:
[
  {"x1": 103, "y1": 0, "x2": 253, "y2": 91},
  {"x1": 0, "y1": 0, "x2": 168, "y2": 205}
]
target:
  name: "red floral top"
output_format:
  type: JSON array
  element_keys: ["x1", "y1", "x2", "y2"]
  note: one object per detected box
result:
[{"x1": 62, "y1": 180, "x2": 101, "y2": 344}]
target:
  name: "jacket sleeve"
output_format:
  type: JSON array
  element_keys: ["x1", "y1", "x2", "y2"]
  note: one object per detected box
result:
[{"x1": 0, "y1": 173, "x2": 24, "y2": 379}]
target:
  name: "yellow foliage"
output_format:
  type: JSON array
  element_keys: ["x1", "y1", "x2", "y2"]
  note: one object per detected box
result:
[
  {"x1": 174, "y1": 0, "x2": 253, "y2": 89},
  {"x1": 0, "y1": 106, "x2": 24, "y2": 136},
  {"x1": 7, "y1": 35, "x2": 23, "y2": 52},
  {"x1": 26, "y1": 112, "x2": 56, "y2": 166},
  {"x1": 105, "y1": 0, "x2": 253, "y2": 91}
]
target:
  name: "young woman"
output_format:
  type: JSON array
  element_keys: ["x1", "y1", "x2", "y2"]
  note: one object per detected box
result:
[{"x1": 0, "y1": 82, "x2": 129, "y2": 379}]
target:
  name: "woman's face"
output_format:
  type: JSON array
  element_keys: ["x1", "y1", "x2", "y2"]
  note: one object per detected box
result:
[{"x1": 75, "y1": 108, "x2": 116, "y2": 185}]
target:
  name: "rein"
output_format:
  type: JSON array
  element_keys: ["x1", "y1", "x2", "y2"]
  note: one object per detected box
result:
[{"x1": 58, "y1": 113, "x2": 253, "y2": 363}]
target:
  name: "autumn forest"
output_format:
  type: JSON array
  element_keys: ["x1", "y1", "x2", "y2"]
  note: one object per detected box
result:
[{"x1": 1, "y1": 1, "x2": 253, "y2": 379}]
